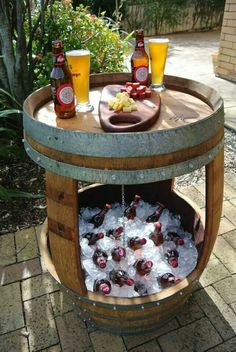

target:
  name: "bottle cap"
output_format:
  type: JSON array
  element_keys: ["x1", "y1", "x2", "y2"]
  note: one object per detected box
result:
[
  {"x1": 145, "y1": 260, "x2": 153, "y2": 268},
  {"x1": 100, "y1": 283, "x2": 111, "y2": 294},
  {"x1": 126, "y1": 278, "x2": 134, "y2": 286},
  {"x1": 169, "y1": 258, "x2": 178, "y2": 268},
  {"x1": 140, "y1": 238, "x2": 147, "y2": 245},
  {"x1": 98, "y1": 258, "x2": 107, "y2": 269},
  {"x1": 155, "y1": 222, "x2": 162, "y2": 230},
  {"x1": 116, "y1": 226, "x2": 124, "y2": 234},
  {"x1": 97, "y1": 232, "x2": 104, "y2": 239},
  {"x1": 135, "y1": 195, "x2": 141, "y2": 201},
  {"x1": 105, "y1": 204, "x2": 112, "y2": 209}
]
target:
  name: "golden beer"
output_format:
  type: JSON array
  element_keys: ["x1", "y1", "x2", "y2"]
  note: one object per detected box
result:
[
  {"x1": 148, "y1": 39, "x2": 169, "y2": 92},
  {"x1": 66, "y1": 49, "x2": 93, "y2": 112}
]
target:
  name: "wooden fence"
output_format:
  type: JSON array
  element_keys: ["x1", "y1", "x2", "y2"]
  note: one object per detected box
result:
[{"x1": 122, "y1": 4, "x2": 224, "y2": 36}]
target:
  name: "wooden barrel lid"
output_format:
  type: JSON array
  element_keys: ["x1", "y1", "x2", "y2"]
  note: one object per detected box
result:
[{"x1": 23, "y1": 73, "x2": 224, "y2": 184}]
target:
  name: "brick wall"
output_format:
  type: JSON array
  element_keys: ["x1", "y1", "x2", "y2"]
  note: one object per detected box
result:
[{"x1": 216, "y1": 0, "x2": 236, "y2": 82}]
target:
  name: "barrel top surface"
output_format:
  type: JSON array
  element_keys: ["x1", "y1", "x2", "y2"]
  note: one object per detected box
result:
[
  {"x1": 33, "y1": 85, "x2": 213, "y2": 133},
  {"x1": 23, "y1": 74, "x2": 224, "y2": 183}
]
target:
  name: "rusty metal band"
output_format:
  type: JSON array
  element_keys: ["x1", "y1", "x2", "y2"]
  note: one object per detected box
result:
[{"x1": 24, "y1": 138, "x2": 224, "y2": 184}]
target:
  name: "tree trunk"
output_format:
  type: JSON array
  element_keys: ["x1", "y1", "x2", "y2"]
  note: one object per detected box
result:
[{"x1": 0, "y1": 0, "x2": 31, "y2": 104}]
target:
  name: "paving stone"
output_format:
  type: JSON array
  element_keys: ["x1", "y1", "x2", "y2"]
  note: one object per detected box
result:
[
  {"x1": 213, "y1": 236, "x2": 236, "y2": 274},
  {"x1": 0, "y1": 328, "x2": 29, "y2": 352},
  {"x1": 24, "y1": 294, "x2": 59, "y2": 351},
  {"x1": 129, "y1": 339, "x2": 161, "y2": 352},
  {"x1": 35, "y1": 225, "x2": 48, "y2": 273},
  {"x1": 218, "y1": 216, "x2": 235, "y2": 235},
  {"x1": 39, "y1": 344, "x2": 61, "y2": 352},
  {"x1": 194, "y1": 182, "x2": 205, "y2": 196},
  {"x1": 223, "y1": 229, "x2": 236, "y2": 249},
  {"x1": 50, "y1": 291, "x2": 73, "y2": 316},
  {"x1": 55, "y1": 311, "x2": 91, "y2": 352},
  {"x1": 158, "y1": 317, "x2": 222, "y2": 352},
  {"x1": 0, "y1": 258, "x2": 41, "y2": 286},
  {"x1": 122, "y1": 318, "x2": 179, "y2": 350},
  {"x1": 231, "y1": 301, "x2": 236, "y2": 314},
  {"x1": 199, "y1": 256, "x2": 230, "y2": 287},
  {"x1": 176, "y1": 295, "x2": 205, "y2": 326},
  {"x1": 90, "y1": 330, "x2": 125, "y2": 352},
  {"x1": 15, "y1": 227, "x2": 39, "y2": 262},
  {"x1": 22, "y1": 272, "x2": 59, "y2": 301},
  {"x1": 230, "y1": 198, "x2": 236, "y2": 207},
  {"x1": 225, "y1": 174, "x2": 236, "y2": 191},
  {"x1": 194, "y1": 287, "x2": 236, "y2": 340},
  {"x1": 0, "y1": 282, "x2": 24, "y2": 334},
  {"x1": 177, "y1": 185, "x2": 205, "y2": 208},
  {"x1": 207, "y1": 336, "x2": 236, "y2": 352},
  {"x1": 213, "y1": 275, "x2": 236, "y2": 304},
  {"x1": 0, "y1": 233, "x2": 16, "y2": 266},
  {"x1": 222, "y1": 200, "x2": 236, "y2": 226},
  {"x1": 223, "y1": 182, "x2": 236, "y2": 201}
]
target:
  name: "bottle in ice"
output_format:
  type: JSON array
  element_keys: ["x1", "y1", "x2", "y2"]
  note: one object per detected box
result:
[
  {"x1": 166, "y1": 231, "x2": 184, "y2": 246},
  {"x1": 158, "y1": 273, "x2": 181, "y2": 289},
  {"x1": 124, "y1": 194, "x2": 141, "y2": 220},
  {"x1": 109, "y1": 269, "x2": 134, "y2": 287},
  {"x1": 89, "y1": 203, "x2": 111, "y2": 228},
  {"x1": 128, "y1": 236, "x2": 147, "y2": 251},
  {"x1": 111, "y1": 246, "x2": 126, "y2": 262},
  {"x1": 149, "y1": 221, "x2": 164, "y2": 246},
  {"x1": 92, "y1": 248, "x2": 108, "y2": 269},
  {"x1": 50, "y1": 40, "x2": 75, "y2": 119},
  {"x1": 134, "y1": 281, "x2": 148, "y2": 296},
  {"x1": 165, "y1": 248, "x2": 179, "y2": 268},
  {"x1": 146, "y1": 203, "x2": 165, "y2": 222},
  {"x1": 134, "y1": 259, "x2": 153, "y2": 276},
  {"x1": 131, "y1": 29, "x2": 149, "y2": 86},
  {"x1": 82, "y1": 232, "x2": 104, "y2": 245},
  {"x1": 106, "y1": 226, "x2": 124, "y2": 240},
  {"x1": 93, "y1": 279, "x2": 111, "y2": 295}
]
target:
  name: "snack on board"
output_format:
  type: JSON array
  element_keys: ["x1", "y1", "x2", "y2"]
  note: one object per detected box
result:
[{"x1": 108, "y1": 82, "x2": 152, "y2": 113}]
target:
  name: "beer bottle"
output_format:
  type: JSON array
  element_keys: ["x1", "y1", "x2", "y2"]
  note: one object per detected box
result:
[
  {"x1": 111, "y1": 246, "x2": 126, "y2": 262},
  {"x1": 89, "y1": 203, "x2": 112, "y2": 228},
  {"x1": 50, "y1": 40, "x2": 75, "y2": 119},
  {"x1": 124, "y1": 194, "x2": 141, "y2": 220},
  {"x1": 131, "y1": 29, "x2": 149, "y2": 86},
  {"x1": 134, "y1": 259, "x2": 153, "y2": 276},
  {"x1": 149, "y1": 222, "x2": 164, "y2": 246},
  {"x1": 109, "y1": 269, "x2": 134, "y2": 287},
  {"x1": 128, "y1": 236, "x2": 146, "y2": 251},
  {"x1": 93, "y1": 279, "x2": 111, "y2": 295},
  {"x1": 82, "y1": 232, "x2": 104, "y2": 245},
  {"x1": 92, "y1": 248, "x2": 108, "y2": 269},
  {"x1": 146, "y1": 203, "x2": 165, "y2": 223}
]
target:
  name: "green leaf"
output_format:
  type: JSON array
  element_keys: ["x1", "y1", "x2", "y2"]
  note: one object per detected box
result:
[{"x1": 0, "y1": 185, "x2": 44, "y2": 200}]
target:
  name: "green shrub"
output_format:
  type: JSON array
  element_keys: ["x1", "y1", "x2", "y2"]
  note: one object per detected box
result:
[{"x1": 31, "y1": 2, "x2": 131, "y2": 89}]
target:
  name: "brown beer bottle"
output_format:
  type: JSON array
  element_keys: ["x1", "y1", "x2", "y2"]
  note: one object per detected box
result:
[
  {"x1": 131, "y1": 29, "x2": 149, "y2": 85},
  {"x1": 50, "y1": 40, "x2": 75, "y2": 119}
]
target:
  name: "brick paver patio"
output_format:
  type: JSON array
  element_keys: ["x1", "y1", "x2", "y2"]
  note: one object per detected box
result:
[{"x1": 0, "y1": 173, "x2": 236, "y2": 351}]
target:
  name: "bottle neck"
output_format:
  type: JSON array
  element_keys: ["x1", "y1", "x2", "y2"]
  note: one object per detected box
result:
[{"x1": 135, "y1": 35, "x2": 145, "y2": 49}]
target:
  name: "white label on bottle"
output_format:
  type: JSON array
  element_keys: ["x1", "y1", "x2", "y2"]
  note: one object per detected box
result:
[
  {"x1": 57, "y1": 84, "x2": 74, "y2": 105},
  {"x1": 134, "y1": 66, "x2": 148, "y2": 84}
]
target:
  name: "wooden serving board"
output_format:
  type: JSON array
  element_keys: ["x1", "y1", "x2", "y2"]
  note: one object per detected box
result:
[{"x1": 99, "y1": 84, "x2": 161, "y2": 133}]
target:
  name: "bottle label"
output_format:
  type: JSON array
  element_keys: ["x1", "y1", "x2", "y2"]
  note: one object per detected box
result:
[
  {"x1": 133, "y1": 65, "x2": 148, "y2": 84},
  {"x1": 56, "y1": 83, "x2": 74, "y2": 106},
  {"x1": 137, "y1": 39, "x2": 144, "y2": 48},
  {"x1": 53, "y1": 52, "x2": 65, "y2": 66}
]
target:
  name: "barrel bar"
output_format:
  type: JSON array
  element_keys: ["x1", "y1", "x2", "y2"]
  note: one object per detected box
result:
[
  {"x1": 23, "y1": 75, "x2": 224, "y2": 158},
  {"x1": 24, "y1": 127, "x2": 223, "y2": 170},
  {"x1": 24, "y1": 139, "x2": 224, "y2": 184}
]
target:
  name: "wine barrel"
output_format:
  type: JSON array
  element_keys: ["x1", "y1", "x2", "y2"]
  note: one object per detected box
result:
[{"x1": 23, "y1": 73, "x2": 224, "y2": 334}]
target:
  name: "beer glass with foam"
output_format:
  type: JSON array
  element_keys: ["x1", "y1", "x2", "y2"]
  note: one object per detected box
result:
[
  {"x1": 148, "y1": 38, "x2": 169, "y2": 92},
  {"x1": 66, "y1": 49, "x2": 94, "y2": 112}
]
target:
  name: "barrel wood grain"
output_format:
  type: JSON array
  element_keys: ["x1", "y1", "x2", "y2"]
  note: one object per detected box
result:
[{"x1": 46, "y1": 171, "x2": 86, "y2": 295}]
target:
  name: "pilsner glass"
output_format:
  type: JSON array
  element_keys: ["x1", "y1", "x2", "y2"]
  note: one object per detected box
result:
[
  {"x1": 66, "y1": 49, "x2": 94, "y2": 112},
  {"x1": 148, "y1": 38, "x2": 169, "y2": 92}
]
